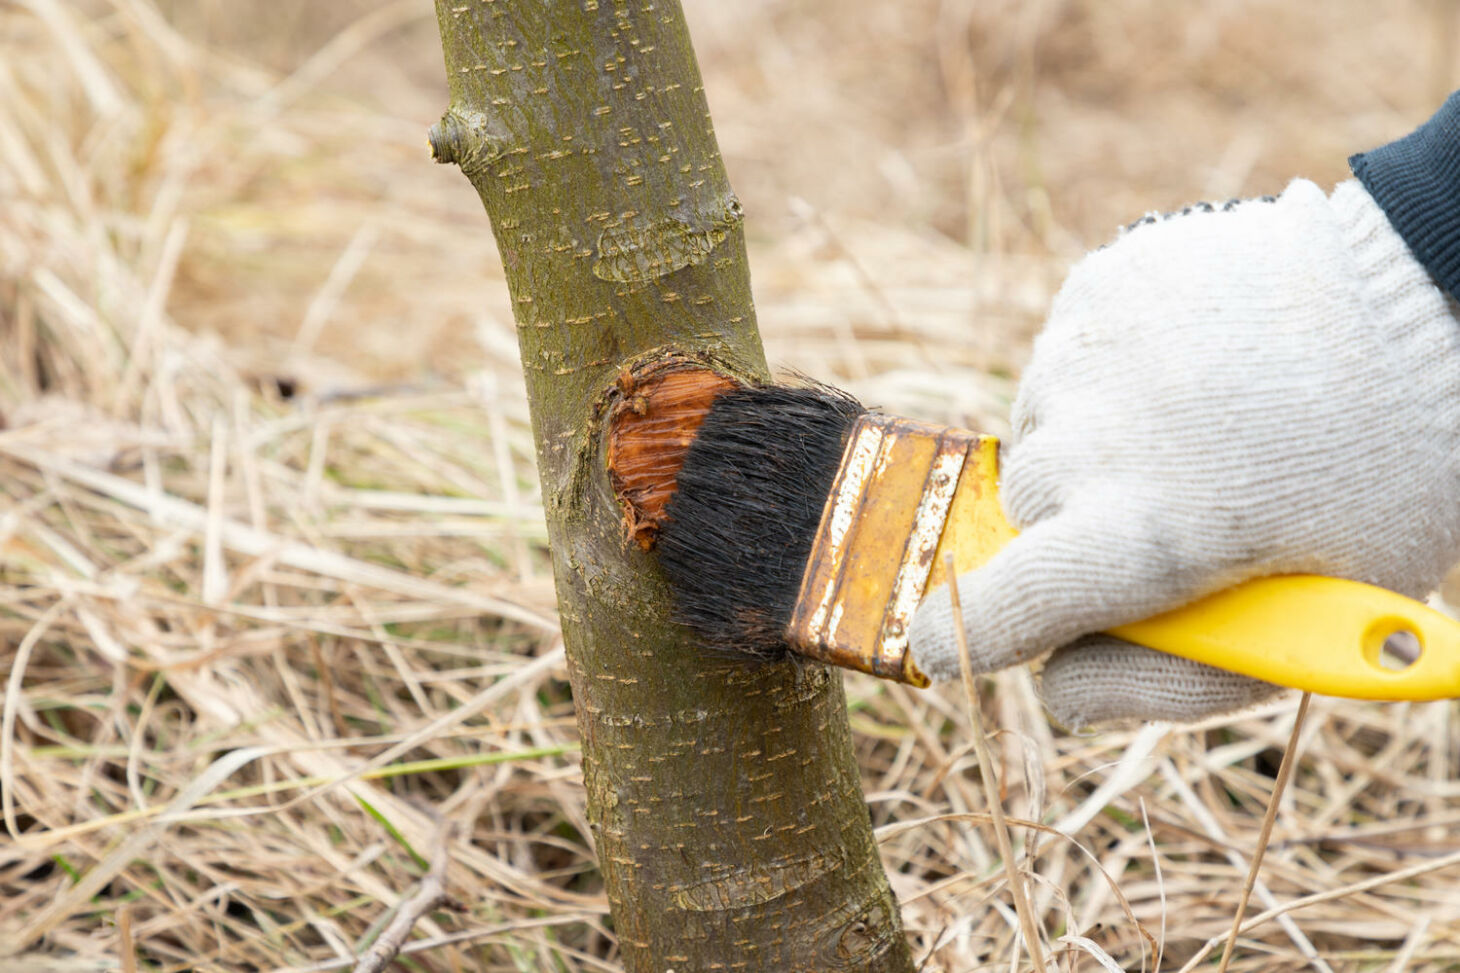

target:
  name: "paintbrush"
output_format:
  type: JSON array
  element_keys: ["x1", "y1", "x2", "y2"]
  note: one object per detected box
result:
[{"x1": 607, "y1": 361, "x2": 1460, "y2": 700}]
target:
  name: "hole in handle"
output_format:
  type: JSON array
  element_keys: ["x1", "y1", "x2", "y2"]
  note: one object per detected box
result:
[
  {"x1": 1362, "y1": 618, "x2": 1424, "y2": 673},
  {"x1": 1379, "y1": 629, "x2": 1422, "y2": 670}
]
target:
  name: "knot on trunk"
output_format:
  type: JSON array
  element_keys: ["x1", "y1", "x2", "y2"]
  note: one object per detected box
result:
[
  {"x1": 429, "y1": 107, "x2": 509, "y2": 179},
  {"x1": 593, "y1": 195, "x2": 744, "y2": 283}
]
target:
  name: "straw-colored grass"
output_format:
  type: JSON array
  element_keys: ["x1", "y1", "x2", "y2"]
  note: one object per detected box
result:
[{"x1": 3, "y1": 1, "x2": 1459, "y2": 969}]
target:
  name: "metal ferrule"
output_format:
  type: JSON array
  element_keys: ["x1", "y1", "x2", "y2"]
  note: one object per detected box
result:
[{"x1": 786, "y1": 414, "x2": 1006, "y2": 686}]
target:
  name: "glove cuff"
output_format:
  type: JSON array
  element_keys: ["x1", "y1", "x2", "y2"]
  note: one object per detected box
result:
[
  {"x1": 1349, "y1": 90, "x2": 1460, "y2": 303},
  {"x1": 1329, "y1": 179, "x2": 1460, "y2": 354}
]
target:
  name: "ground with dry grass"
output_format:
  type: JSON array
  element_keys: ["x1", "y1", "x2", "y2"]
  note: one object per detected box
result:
[{"x1": 3, "y1": 1, "x2": 1459, "y2": 970}]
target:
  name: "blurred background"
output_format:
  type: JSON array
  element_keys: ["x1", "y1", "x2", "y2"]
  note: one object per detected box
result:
[{"x1": 3, "y1": 1, "x2": 1459, "y2": 970}]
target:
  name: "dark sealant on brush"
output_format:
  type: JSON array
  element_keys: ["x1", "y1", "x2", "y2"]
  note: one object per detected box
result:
[{"x1": 606, "y1": 363, "x2": 864, "y2": 660}]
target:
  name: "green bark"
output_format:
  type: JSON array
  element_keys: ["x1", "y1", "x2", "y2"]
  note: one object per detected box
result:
[
  {"x1": 429, "y1": 3, "x2": 914, "y2": 970},
  {"x1": 429, "y1": 3, "x2": 911, "y2": 964}
]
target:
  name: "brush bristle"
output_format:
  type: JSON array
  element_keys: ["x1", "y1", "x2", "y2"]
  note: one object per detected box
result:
[{"x1": 656, "y1": 382, "x2": 864, "y2": 661}]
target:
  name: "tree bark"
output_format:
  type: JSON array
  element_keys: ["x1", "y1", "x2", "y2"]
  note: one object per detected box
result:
[{"x1": 429, "y1": 3, "x2": 914, "y2": 971}]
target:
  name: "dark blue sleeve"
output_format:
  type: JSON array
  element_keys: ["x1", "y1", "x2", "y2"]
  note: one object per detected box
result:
[{"x1": 1349, "y1": 91, "x2": 1460, "y2": 302}]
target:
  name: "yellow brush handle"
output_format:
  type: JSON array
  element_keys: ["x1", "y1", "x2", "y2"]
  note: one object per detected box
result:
[
  {"x1": 1111, "y1": 576, "x2": 1460, "y2": 702},
  {"x1": 929, "y1": 437, "x2": 1460, "y2": 700}
]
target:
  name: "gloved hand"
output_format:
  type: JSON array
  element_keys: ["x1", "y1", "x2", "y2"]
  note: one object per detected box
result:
[{"x1": 909, "y1": 179, "x2": 1460, "y2": 729}]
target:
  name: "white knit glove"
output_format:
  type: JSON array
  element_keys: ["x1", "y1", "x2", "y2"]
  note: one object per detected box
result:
[{"x1": 909, "y1": 179, "x2": 1460, "y2": 729}]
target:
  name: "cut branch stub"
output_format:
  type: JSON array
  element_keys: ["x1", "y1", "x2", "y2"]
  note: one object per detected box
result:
[
  {"x1": 429, "y1": 107, "x2": 510, "y2": 180},
  {"x1": 607, "y1": 360, "x2": 738, "y2": 549}
]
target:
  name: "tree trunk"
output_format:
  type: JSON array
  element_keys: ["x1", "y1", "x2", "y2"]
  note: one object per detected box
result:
[{"x1": 429, "y1": 3, "x2": 914, "y2": 971}]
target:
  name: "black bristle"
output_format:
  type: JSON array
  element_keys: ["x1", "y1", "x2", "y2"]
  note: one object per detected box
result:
[{"x1": 656, "y1": 382, "x2": 865, "y2": 660}]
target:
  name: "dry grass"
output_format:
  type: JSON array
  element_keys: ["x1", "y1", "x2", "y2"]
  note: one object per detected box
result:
[{"x1": 2, "y1": 0, "x2": 1459, "y2": 969}]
